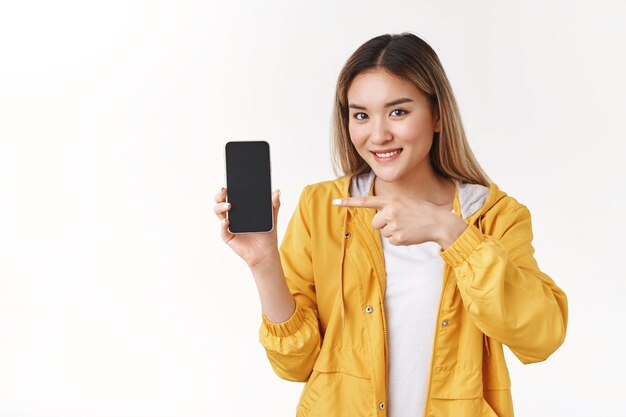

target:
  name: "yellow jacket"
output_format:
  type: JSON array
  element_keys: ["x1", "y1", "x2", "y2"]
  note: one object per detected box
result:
[{"x1": 259, "y1": 171, "x2": 568, "y2": 417}]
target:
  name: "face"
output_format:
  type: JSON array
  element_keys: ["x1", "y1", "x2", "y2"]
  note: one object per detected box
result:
[{"x1": 347, "y1": 68, "x2": 441, "y2": 183}]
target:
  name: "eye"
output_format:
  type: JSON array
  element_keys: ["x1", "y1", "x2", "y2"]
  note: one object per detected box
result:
[
  {"x1": 391, "y1": 109, "x2": 408, "y2": 116},
  {"x1": 351, "y1": 109, "x2": 408, "y2": 120}
]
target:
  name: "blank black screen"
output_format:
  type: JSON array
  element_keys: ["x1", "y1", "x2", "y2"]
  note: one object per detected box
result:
[{"x1": 225, "y1": 141, "x2": 273, "y2": 233}]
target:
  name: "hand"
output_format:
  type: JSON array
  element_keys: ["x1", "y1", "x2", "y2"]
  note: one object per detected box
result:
[
  {"x1": 214, "y1": 187, "x2": 282, "y2": 268},
  {"x1": 333, "y1": 195, "x2": 467, "y2": 248}
]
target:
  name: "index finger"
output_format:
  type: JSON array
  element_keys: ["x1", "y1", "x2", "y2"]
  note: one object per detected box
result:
[
  {"x1": 332, "y1": 196, "x2": 387, "y2": 209},
  {"x1": 214, "y1": 187, "x2": 226, "y2": 203}
]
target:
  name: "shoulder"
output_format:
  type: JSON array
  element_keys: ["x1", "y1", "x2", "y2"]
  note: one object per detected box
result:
[
  {"x1": 479, "y1": 182, "x2": 536, "y2": 237},
  {"x1": 289, "y1": 177, "x2": 350, "y2": 233},
  {"x1": 299, "y1": 175, "x2": 351, "y2": 205},
  {"x1": 484, "y1": 182, "x2": 531, "y2": 215},
  {"x1": 454, "y1": 179, "x2": 529, "y2": 220}
]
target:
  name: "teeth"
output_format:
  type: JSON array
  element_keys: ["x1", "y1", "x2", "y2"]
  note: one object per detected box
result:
[{"x1": 375, "y1": 150, "x2": 400, "y2": 158}]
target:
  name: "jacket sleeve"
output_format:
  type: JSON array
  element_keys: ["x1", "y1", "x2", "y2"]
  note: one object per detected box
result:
[
  {"x1": 258, "y1": 185, "x2": 321, "y2": 381},
  {"x1": 440, "y1": 205, "x2": 568, "y2": 364}
]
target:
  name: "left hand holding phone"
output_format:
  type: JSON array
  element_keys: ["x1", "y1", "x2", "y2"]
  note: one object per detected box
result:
[{"x1": 214, "y1": 186, "x2": 282, "y2": 269}]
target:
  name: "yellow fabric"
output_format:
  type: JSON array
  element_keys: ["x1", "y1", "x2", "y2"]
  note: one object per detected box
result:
[{"x1": 259, "y1": 175, "x2": 568, "y2": 417}]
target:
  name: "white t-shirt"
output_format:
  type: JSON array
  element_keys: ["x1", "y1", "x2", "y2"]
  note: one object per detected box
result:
[{"x1": 382, "y1": 210, "x2": 453, "y2": 417}]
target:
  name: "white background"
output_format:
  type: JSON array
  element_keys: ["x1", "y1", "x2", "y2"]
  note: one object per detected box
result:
[{"x1": 1, "y1": 1, "x2": 625, "y2": 416}]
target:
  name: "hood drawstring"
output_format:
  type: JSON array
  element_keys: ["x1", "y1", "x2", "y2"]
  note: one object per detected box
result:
[{"x1": 339, "y1": 210, "x2": 349, "y2": 329}]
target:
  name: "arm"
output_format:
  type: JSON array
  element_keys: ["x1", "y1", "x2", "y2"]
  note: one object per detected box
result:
[
  {"x1": 258, "y1": 185, "x2": 322, "y2": 381},
  {"x1": 250, "y1": 252, "x2": 296, "y2": 324},
  {"x1": 438, "y1": 205, "x2": 568, "y2": 364}
]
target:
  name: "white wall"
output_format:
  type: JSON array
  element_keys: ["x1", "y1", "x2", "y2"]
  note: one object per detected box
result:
[{"x1": 1, "y1": 0, "x2": 624, "y2": 416}]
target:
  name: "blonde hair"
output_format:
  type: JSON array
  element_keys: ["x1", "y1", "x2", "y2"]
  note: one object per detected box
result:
[{"x1": 330, "y1": 32, "x2": 491, "y2": 186}]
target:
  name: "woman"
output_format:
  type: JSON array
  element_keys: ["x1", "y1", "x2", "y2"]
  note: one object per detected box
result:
[{"x1": 214, "y1": 32, "x2": 568, "y2": 417}]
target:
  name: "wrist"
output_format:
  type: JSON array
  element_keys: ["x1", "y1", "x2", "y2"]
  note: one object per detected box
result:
[
  {"x1": 436, "y1": 210, "x2": 468, "y2": 250},
  {"x1": 249, "y1": 249, "x2": 282, "y2": 274}
]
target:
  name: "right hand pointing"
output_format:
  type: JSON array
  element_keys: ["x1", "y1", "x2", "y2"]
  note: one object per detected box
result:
[{"x1": 214, "y1": 187, "x2": 282, "y2": 269}]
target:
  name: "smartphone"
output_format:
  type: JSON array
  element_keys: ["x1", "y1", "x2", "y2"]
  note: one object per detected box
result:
[{"x1": 224, "y1": 141, "x2": 273, "y2": 234}]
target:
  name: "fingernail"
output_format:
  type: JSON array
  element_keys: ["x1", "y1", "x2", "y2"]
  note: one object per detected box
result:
[
  {"x1": 221, "y1": 218, "x2": 227, "y2": 224},
  {"x1": 332, "y1": 199, "x2": 342, "y2": 205},
  {"x1": 221, "y1": 202, "x2": 230, "y2": 209}
]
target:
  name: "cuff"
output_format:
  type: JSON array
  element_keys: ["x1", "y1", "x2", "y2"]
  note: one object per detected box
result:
[
  {"x1": 440, "y1": 223, "x2": 486, "y2": 267},
  {"x1": 261, "y1": 304, "x2": 306, "y2": 337}
]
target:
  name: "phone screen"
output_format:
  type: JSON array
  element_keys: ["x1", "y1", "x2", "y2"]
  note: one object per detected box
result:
[{"x1": 224, "y1": 141, "x2": 273, "y2": 233}]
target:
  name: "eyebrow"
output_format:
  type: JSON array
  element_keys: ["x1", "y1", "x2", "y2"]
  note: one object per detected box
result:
[{"x1": 348, "y1": 97, "x2": 414, "y2": 110}]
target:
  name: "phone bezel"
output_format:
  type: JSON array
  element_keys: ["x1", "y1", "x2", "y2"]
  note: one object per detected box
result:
[{"x1": 223, "y1": 140, "x2": 274, "y2": 234}]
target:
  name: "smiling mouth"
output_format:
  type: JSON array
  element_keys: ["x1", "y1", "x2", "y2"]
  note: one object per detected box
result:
[{"x1": 371, "y1": 149, "x2": 402, "y2": 158}]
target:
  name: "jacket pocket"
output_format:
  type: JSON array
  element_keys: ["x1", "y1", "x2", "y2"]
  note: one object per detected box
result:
[
  {"x1": 427, "y1": 369, "x2": 511, "y2": 417},
  {"x1": 296, "y1": 348, "x2": 375, "y2": 417},
  {"x1": 429, "y1": 367, "x2": 483, "y2": 399},
  {"x1": 296, "y1": 370, "x2": 325, "y2": 417},
  {"x1": 312, "y1": 345, "x2": 371, "y2": 379}
]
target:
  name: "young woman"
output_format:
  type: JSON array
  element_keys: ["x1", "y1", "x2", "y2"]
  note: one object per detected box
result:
[{"x1": 214, "y1": 32, "x2": 568, "y2": 417}]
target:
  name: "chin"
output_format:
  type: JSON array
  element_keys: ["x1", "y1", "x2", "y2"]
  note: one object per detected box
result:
[{"x1": 370, "y1": 166, "x2": 404, "y2": 183}]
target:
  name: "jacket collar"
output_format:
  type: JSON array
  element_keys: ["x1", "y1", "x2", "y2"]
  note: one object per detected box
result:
[{"x1": 339, "y1": 169, "x2": 495, "y2": 220}]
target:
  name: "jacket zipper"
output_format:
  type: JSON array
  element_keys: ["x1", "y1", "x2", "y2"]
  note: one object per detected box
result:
[
  {"x1": 422, "y1": 262, "x2": 450, "y2": 417},
  {"x1": 368, "y1": 249, "x2": 389, "y2": 407},
  {"x1": 357, "y1": 218, "x2": 389, "y2": 411}
]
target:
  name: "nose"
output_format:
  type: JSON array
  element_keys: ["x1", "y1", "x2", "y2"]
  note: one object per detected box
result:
[{"x1": 369, "y1": 116, "x2": 392, "y2": 144}]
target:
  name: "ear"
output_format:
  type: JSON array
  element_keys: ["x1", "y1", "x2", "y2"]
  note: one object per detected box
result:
[{"x1": 433, "y1": 106, "x2": 442, "y2": 132}]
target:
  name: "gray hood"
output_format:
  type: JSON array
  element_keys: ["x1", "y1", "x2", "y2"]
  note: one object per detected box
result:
[{"x1": 349, "y1": 169, "x2": 490, "y2": 220}]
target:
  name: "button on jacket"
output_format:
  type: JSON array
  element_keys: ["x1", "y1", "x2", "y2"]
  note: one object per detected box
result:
[{"x1": 259, "y1": 171, "x2": 568, "y2": 417}]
